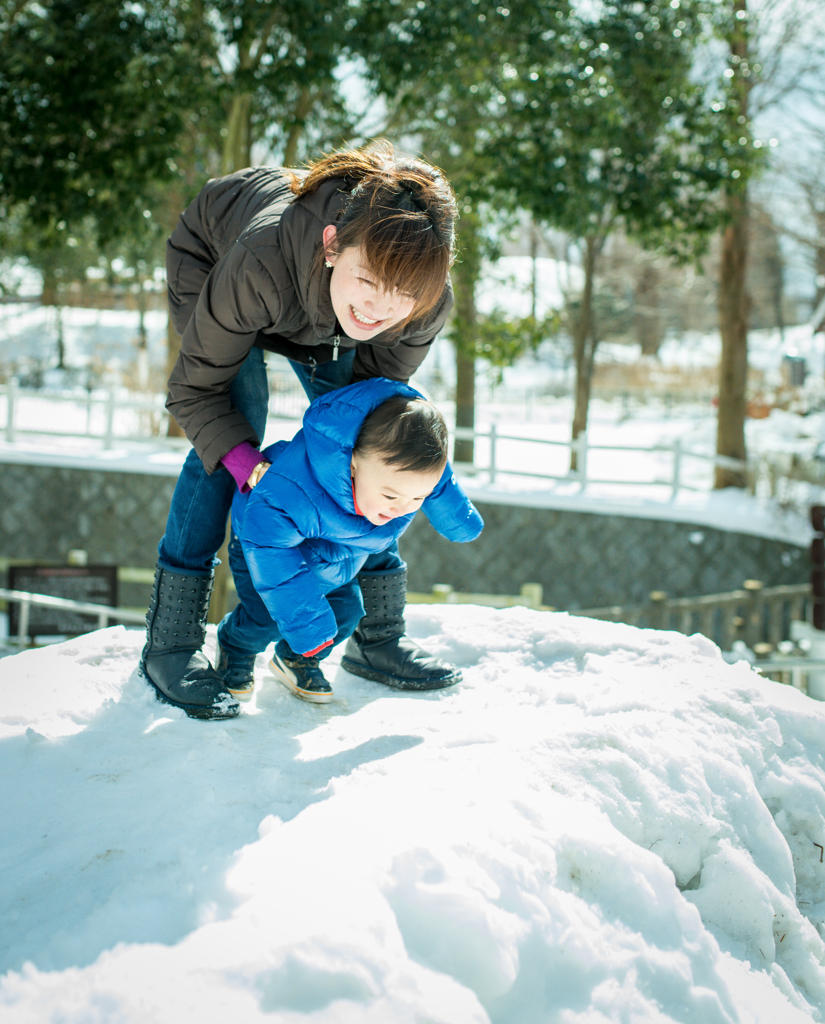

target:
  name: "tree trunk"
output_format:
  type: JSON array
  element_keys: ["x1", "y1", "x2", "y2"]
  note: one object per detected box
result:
[
  {"x1": 54, "y1": 305, "x2": 66, "y2": 370},
  {"x1": 136, "y1": 268, "x2": 148, "y2": 351},
  {"x1": 570, "y1": 235, "x2": 601, "y2": 471},
  {"x1": 40, "y1": 263, "x2": 67, "y2": 369},
  {"x1": 763, "y1": 216, "x2": 785, "y2": 343},
  {"x1": 282, "y1": 87, "x2": 314, "y2": 167},
  {"x1": 530, "y1": 221, "x2": 539, "y2": 320},
  {"x1": 450, "y1": 211, "x2": 483, "y2": 465},
  {"x1": 454, "y1": 348, "x2": 476, "y2": 465},
  {"x1": 814, "y1": 208, "x2": 825, "y2": 313},
  {"x1": 635, "y1": 260, "x2": 664, "y2": 356},
  {"x1": 452, "y1": 261, "x2": 477, "y2": 465},
  {"x1": 222, "y1": 91, "x2": 253, "y2": 174},
  {"x1": 714, "y1": 0, "x2": 751, "y2": 490},
  {"x1": 715, "y1": 190, "x2": 750, "y2": 489},
  {"x1": 41, "y1": 264, "x2": 58, "y2": 307}
]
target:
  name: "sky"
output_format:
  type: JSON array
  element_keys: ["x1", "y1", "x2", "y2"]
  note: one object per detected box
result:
[{"x1": 1, "y1": 607, "x2": 824, "y2": 1023}]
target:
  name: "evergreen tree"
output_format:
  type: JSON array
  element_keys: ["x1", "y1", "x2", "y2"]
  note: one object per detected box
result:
[
  {"x1": 357, "y1": 0, "x2": 574, "y2": 459},
  {"x1": 0, "y1": 0, "x2": 187, "y2": 242},
  {"x1": 487, "y1": 0, "x2": 734, "y2": 468}
]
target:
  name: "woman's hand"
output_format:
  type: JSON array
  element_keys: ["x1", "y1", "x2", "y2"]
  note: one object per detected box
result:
[{"x1": 247, "y1": 461, "x2": 271, "y2": 489}]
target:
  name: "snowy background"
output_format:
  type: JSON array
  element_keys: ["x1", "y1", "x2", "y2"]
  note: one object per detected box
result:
[
  {"x1": 2, "y1": 609, "x2": 825, "y2": 1023},
  {"x1": 1, "y1": 264, "x2": 825, "y2": 549},
  {"x1": 3, "y1": 265, "x2": 825, "y2": 1020}
]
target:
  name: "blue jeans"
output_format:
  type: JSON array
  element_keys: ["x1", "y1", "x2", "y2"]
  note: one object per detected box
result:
[
  {"x1": 158, "y1": 346, "x2": 269, "y2": 572},
  {"x1": 157, "y1": 347, "x2": 402, "y2": 575},
  {"x1": 217, "y1": 533, "x2": 364, "y2": 659}
]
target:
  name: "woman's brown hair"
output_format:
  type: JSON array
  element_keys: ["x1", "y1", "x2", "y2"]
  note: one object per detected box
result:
[{"x1": 288, "y1": 141, "x2": 457, "y2": 326}]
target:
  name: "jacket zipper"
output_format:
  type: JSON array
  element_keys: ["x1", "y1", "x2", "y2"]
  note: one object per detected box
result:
[{"x1": 310, "y1": 336, "x2": 339, "y2": 382}]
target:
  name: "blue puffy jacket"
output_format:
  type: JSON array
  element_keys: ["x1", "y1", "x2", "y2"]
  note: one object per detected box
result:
[{"x1": 231, "y1": 378, "x2": 483, "y2": 656}]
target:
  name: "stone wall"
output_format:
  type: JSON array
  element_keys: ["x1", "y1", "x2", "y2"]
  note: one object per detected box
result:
[
  {"x1": 1, "y1": 463, "x2": 178, "y2": 611},
  {"x1": 0, "y1": 462, "x2": 808, "y2": 613},
  {"x1": 401, "y1": 500, "x2": 807, "y2": 609}
]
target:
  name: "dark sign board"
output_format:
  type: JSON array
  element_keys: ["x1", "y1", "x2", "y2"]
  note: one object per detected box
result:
[{"x1": 8, "y1": 564, "x2": 118, "y2": 638}]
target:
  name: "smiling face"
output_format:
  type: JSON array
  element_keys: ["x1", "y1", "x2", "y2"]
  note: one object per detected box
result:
[
  {"x1": 350, "y1": 451, "x2": 442, "y2": 527},
  {"x1": 323, "y1": 225, "x2": 417, "y2": 340}
]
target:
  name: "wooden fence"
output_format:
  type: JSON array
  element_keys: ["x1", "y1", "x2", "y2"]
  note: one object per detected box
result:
[
  {"x1": 410, "y1": 579, "x2": 809, "y2": 652},
  {"x1": 1, "y1": 562, "x2": 810, "y2": 657},
  {"x1": 574, "y1": 580, "x2": 810, "y2": 653}
]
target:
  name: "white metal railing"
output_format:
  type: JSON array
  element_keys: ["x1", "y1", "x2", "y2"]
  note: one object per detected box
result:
[
  {"x1": 452, "y1": 424, "x2": 747, "y2": 499},
  {"x1": 1, "y1": 378, "x2": 306, "y2": 448},
  {"x1": 2, "y1": 379, "x2": 169, "y2": 448},
  {"x1": 0, "y1": 379, "x2": 764, "y2": 497},
  {"x1": 0, "y1": 587, "x2": 145, "y2": 646}
]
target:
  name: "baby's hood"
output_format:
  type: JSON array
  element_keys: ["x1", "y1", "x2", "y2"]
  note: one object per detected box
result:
[{"x1": 301, "y1": 377, "x2": 425, "y2": 512}]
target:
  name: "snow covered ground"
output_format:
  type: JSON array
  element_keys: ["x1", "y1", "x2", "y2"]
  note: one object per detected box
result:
[
  {"x1": 3, "y1": 277, "x2": 825, "y2": 1021},
  {"x1": 2, "y1": 610, "x2": 825, "y2": 1022}
]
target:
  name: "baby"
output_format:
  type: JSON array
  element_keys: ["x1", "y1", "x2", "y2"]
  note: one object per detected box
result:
[{"x1": 215, "y1": 377, "x2": 483, "y2": 702}]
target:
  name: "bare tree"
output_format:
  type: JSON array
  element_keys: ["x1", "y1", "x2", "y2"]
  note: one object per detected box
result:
[
  {"x1": 713, "y1": 0, "x2": 825, "y2": 488},
  {"x1": 773, "y1": 121, "x2": 825, "y2": 315},
  {"x1": 715, "y1": 0, "x2": 752, "y2": 489},
  {"x1": 748, "y1": 203, "x2": 787, "y2": 334}
]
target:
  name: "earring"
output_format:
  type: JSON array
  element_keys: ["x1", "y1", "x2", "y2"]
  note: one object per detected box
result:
[{"x1": 324, "y1": 259, "x2": 333, "y2": 268}]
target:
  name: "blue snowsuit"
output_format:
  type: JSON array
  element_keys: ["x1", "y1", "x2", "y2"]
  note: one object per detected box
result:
[{"x1": 219, "y1": 378, "x2": 483, "y2": 661}]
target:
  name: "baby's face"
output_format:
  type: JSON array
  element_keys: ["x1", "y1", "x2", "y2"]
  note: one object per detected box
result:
[{"x1": 350, "y1": 453, "x2": 442, "y2": 527}]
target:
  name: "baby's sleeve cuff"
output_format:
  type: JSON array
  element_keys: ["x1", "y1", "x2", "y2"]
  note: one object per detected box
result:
[{"x1": 302, "y1": 639, "x2": 334, "y2": 657}]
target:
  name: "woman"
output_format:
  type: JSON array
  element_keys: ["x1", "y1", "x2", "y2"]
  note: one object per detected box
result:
[{"x1": 141, "y1": 142, "x2": 460, "y2": 719}]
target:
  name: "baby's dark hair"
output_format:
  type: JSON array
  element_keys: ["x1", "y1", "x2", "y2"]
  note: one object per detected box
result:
[{"x1": 354, "y1": 397, "x2": 448, "y2": 475}]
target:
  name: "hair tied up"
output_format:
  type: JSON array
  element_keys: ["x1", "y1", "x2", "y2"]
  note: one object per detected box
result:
[
  {"x1": 402, "y1": 188, "x2": 434, "y2": 230},
  {"x1": 402, "y1": 186, "x2": 425, "y2": 211}
]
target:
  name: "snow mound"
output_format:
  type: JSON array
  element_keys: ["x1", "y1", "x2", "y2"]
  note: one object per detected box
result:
[{"x1": 1, "y1": 607, "x2": 824, "y2": 1023}]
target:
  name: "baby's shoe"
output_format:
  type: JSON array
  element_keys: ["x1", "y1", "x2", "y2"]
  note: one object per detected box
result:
[
  {"x1": 215, "y1": 632, "x2": 256, "y2": 702},
  {"x1": 269, "y1": 641, "x2": 333, "y2": 703}
]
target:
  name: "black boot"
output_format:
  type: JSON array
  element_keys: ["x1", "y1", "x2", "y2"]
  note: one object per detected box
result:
[
  {"x1": 140, "y1": 565, "x2": 240, "y2": 720},
  {"x1": 215, "y1": 626, "x2": 256, "y2": 703},
  {"x1": 341, "y1": 568, "x2": 461, "y2": 690}
]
